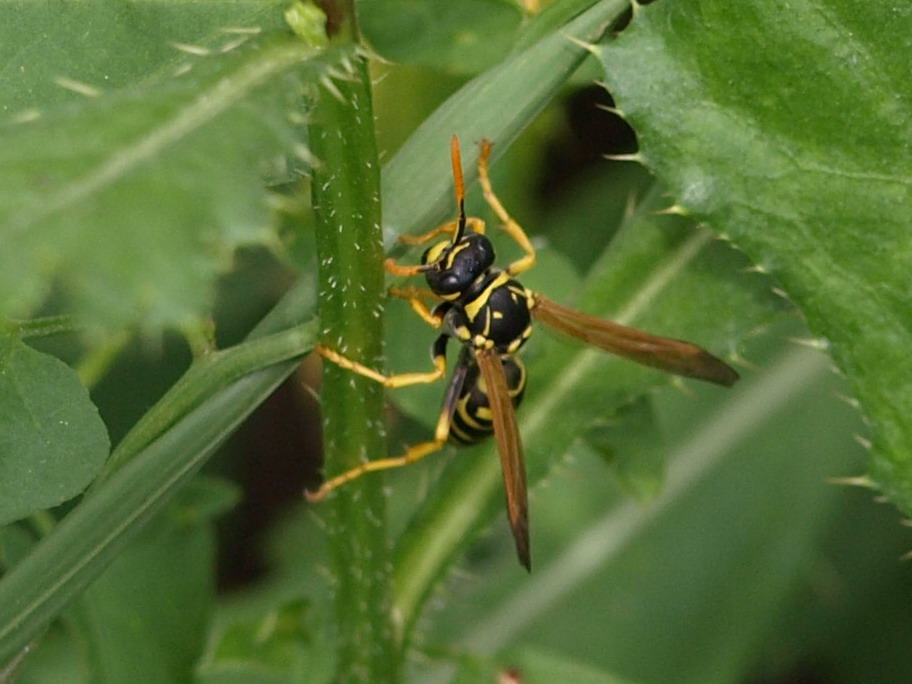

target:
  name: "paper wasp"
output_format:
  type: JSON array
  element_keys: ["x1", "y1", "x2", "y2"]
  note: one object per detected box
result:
[{"x1": 309, "y1": 136, "x2": 739, "y2": 570}]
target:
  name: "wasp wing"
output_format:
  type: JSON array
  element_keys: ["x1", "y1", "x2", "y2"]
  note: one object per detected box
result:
[
  {"x1": 532, "y1": 294, "x2": 739, "y2": 387},
  {"x1": 476, "y1": 348, "x2": 531, "y2": 571}
]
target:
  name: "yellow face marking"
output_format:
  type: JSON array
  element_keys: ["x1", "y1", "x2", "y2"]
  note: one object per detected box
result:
[{"x1": 424, "y1": 241, "x2": 449, "y2": 264}]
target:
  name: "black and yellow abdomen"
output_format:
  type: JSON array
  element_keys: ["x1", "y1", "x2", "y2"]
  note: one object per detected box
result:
[{"x1": 449, "y1": 356, "x2": 526, "y2": 445}]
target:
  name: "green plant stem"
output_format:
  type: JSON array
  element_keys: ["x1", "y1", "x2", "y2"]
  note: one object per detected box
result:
[
  {"x1": 2, "y1": 315, "x2": 78, "y2": 338},
  {"x1": 0, "y1": 0, "x2": 626, "y2": 671},
  {"x1": 309, "y1": 32, "x2": 398, "y2": 684},
  {"x1": 0, "y1": 273, "x2": 318, "y2": 666},
  {"x1": 385, "y1": 0, "x2": 627, "y2": 638}
]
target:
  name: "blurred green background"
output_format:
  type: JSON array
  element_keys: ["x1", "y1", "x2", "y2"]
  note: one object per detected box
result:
[{"x1": 4, "y1": 1, "x2": 910, "y2": 682}]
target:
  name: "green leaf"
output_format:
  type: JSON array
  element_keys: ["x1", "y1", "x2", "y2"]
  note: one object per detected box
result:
[
  {"x1": 0, "y1": 1, "x2": 288, "y2": 111},
  {"x1": 358, "y1": 0, "x2": 523, "y2": 73},
  {"x1": 197, "y1": 598, "x2": 332, "y2": 684},
  {"x1": 73, "y1": 504, "x2": 217, "y2": 683},
  {"x1": 577, "y1": 395, "x2": 665, "y2": 502},
  {"x1": 597, "y1": 2, "x2": 912, "y2": 513},
  {"x1": 443, "y1": 336, "x2": 864, "y2": 684},
  {"x1": 0, "y1": 27, "x2": 326, "y2": 331},
  {"x1": 0, "y1": 337, "x2": 109, "y2": 526},
  {"x1": 0, "y1": 315, "x2": 318, "y2": 667},
  {"x1": 381, "y1": 0, "x2": 626, "y2": 240}
]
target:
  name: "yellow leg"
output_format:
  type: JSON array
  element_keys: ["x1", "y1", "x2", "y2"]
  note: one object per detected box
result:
[
  {"x1": 477, "y1": 139, "x2": 537, "y2": 277},
  {"x1": 305, "y1": 438, "x2": 446, "y2": 502},
  {"x1": 388, "y1": 286, "x2": 444, "y2": 328},
  {"x1": 395, "y1": 218, "x2": 487, "y2": 248},
  {"x1": 384, "y1": 258, "x2": 427, "y2": 277},
  {"x1": 306, "y1": 350, "x2": 463, "y2": 502},
  {"x1": 398, "y1": 220, "x2": 455, "y2": 245},
  {"x1": 385, "y1": 218, "x2": 487, "y2": 277},
  {"x1": 315, "y1": 344, "x2": 445, "y2": 388}
]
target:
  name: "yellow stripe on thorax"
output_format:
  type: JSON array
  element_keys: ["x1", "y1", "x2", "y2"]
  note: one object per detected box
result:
[{"x1": 464, "y1": 271, "x2": 510, "y2": 322}]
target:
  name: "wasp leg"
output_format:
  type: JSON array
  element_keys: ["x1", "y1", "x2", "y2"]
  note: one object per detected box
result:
[
  {"x1": 477, "y1": 139, "x2": 537, "y2": 277},
  {"x1": 385, "y1": 217, "x2": 487, "y2": 277},
  {"x1": 396, "y1": 218, "x2": 487, "y2": 248},
  {"x1": 315, "y1": 333, "x2": 449, "y2": 388},
  {"x1": 384, "y1": 258, "x2": 428, "y2": 278},
  {"x1": 306, "y1": 347, "x2": 471, "y2": 502},
  {"x1": 305, "y1": 439, "x2": 447, "y2": 501},
  {"x1": 388, "y1": 285, "x2": 444, "y2": 328}
]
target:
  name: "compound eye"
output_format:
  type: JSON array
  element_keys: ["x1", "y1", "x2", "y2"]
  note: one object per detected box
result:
[{"x1": 438, "y1": 273, "x2": 462, "y2": 292}]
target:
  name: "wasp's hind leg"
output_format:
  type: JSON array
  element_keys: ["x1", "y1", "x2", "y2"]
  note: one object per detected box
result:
[
  {"x1": 387, "y1": 285, "x2": 444, "y2": 329},
  {"x1": 306, "y1": 346, "x2": 470, "y2": 502},
  {"x1": 315, "y1": 333, "x2": 449, "y2": 389}
]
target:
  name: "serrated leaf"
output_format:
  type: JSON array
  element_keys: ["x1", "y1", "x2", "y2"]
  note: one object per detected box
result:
[
  {"x1": 597, "y1": 2, "x2": 912, "y2": 512},
  {"x1": 0, "y1": 29, "x2": 326, "y2": 331},
  {"x1": 0, "y1": 1, "x2": 289, "y2": 112},
  {"x1": 0, "y1": 337, "x2": 109, "y2": 526}
]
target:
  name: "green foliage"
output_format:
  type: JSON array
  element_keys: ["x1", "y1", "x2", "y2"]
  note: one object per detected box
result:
[
  {"x1": 579, "y1": 396, "x2": 666, "y2": 502},
  {"x1": 599, "y1": 0, "x2": 912, "y2": 514},
  {"x1": 0, "y1": 1, "x2": 910, "y2": 683},
  {"x1": 0, "y1": 337, "x2": 109, "y2": 525},
  {"x1": 358, "y1": 0, "x2": 523, "y2": 73},
  {"x1": 198, "y1": 598, "x2": 328, "y2": 683},
  {"x1": 0, "y1": 2, "x2": 319, "y2": 331}
]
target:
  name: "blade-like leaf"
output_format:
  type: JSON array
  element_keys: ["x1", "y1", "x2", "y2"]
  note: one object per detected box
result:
[
  {"x1": 73, "y1": 489, "x2": 222, "y2": 684},
  {"x1": 0, "y1": 337, "x2": 109, "y2": 525},
  {"x1": 381, "y1": 0, "x2": 626, "y2": 240},
  {"x1": 0, "y1": 316, "x2": 318, "y2": 666},
  {"x1": 598, "y1": 1, "x2": 912, "y2": 512}
]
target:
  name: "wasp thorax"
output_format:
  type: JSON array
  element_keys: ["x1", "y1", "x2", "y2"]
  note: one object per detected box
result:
[{"x1": 422, "y1": 233, "x2": 496, "y2": 297}]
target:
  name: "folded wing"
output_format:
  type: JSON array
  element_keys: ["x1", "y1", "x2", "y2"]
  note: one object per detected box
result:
[
  {"x1": 477, "y1": 348, "x2": 531, "y2": 571},
  {"x1": 532, "y1": 294, "x2": 739, "y2": 387}
]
